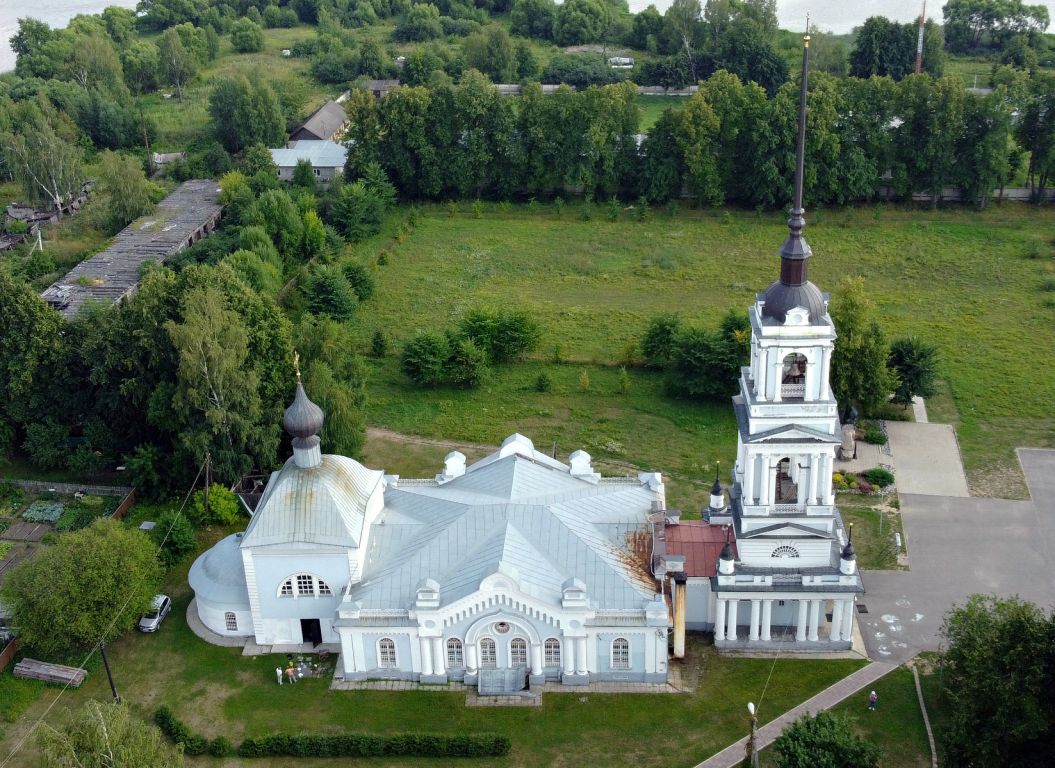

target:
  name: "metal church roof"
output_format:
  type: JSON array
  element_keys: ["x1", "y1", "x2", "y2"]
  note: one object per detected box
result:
[{"x1": 241, "y1": 455, "x2": 384, "y2": 548}]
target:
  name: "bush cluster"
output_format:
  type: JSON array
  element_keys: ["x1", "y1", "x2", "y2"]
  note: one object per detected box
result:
[
  {"x1": 401, "y1": 309, "x2": 541, "y2": 389},
  {"x1": 237, "y1": 732, "x2": 511, "y2": 758},
  {"x1": 863, "y1": 467, "x2": 895, "y2": 488},
  {"x1": 154, "y1": 706, "x2": 208, "y2": 756}
]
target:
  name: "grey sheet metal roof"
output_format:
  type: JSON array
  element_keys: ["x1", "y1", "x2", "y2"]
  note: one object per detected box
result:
[
  {"x1": 348, "y1": 455, "x2": 658, "y2": 611},
  {"x1": 41, "y1": 180, "x2": 222, "y2": 319},
  {"x1": 270, "y1": 140, "x2": 347, "y2": 169},
  {"x1": 292, "y1": 101, "x2": 347, "y2": 140},
  {"x1": 241, "y1": 455, "x2": 383, "y2": 549},
  {"x1": 188, "y1": 533, "x2": 250, "y2": 607}
]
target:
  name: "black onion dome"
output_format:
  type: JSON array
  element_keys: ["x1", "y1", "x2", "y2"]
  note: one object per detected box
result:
[
  {"x1": 711, "y1": 477, "x2": 723, "y2": 496},
  {"x1": 720, "y1": 542, "x2": 735, "y2": 561},
  {"x1": 841, "y1": 540, "x2": 856, "y2": 561},
  {"x1": 283, "y1": 381, "x2": 324, "y2": 438},
  {"x1": 761, "y1": 279, "x2": 826, "y2": 323}
]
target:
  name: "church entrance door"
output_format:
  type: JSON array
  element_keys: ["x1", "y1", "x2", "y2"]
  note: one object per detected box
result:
[
  {"x1": 478, "y1": 667, "x2": 528, "y2": 694},
  {"x1": 300, "y1": 618, "x2": 322, "y2": 646}
]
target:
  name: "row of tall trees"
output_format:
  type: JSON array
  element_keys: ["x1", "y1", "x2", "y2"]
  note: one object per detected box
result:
[{"x1": 341, "y1": 67, "x2": 1045, "y2": 208}]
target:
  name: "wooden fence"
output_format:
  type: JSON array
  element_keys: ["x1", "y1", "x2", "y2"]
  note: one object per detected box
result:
[
  {"x1": 0, "y1": 638, "x2": 18, "y2": 673},
  {"x1": 0, "y1": 479, "x2": 132, "y2": 497}
]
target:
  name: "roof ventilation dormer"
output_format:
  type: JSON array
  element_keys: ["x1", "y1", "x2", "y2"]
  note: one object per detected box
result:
[{"x1": 436, "y1": 451, "x2": 466, "y2": 484}]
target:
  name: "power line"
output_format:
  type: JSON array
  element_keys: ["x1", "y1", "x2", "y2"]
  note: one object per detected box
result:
[{"x1": 0, "y1": 458, "x2": 207, "y2": 768}]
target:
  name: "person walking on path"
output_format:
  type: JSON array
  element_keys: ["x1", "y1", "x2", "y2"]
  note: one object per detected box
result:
[
  {"x1": 868, "y1": 690, "x2": 878, "y2": 711},
  {"x1": 276, "y1": 667, "x2": 283, "y2": 685}
]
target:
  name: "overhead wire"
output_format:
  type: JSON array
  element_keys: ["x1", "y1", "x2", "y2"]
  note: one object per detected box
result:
[{"x1": 0, "y1": 457, "x2": 207, "y2": 768}]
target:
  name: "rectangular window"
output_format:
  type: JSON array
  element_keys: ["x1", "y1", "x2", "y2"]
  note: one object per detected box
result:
[
  {"x1": 544, "y1": 639, "x2": 561, "y2": 666},
  {"x1": 297, "y1": 574, "x2": 314, "y2": 596},
  {"x1": 447, "y1": 640, "x2": 463, "y2": 668},
  {"x1": 224, "y1": 612, "x2": 238, "y2": 632},
  {"x1": 313, "y1": 168, "x2": 320, "y2": 176}
]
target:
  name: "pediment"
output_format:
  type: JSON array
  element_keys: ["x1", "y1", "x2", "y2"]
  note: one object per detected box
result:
[
  {"x1": 742, "y1": 522, "x2": 829, "y2": 539},
  {"x1": 747, "y1": 423, "x2": 838, "y2": 444}
]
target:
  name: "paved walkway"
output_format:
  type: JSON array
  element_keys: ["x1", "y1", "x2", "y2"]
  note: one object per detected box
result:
[
  {"x1": 860, "y1": 448, "x2": 1055, "y2": 662},
  {"x1": 691, "y1": 661, "x2": 897, "y2": 768},
  {"x1": 885, "y1": 422, "x2": 969, "y2": 497}
]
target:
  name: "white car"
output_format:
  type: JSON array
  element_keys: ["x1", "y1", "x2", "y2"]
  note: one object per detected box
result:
[{"x1": 138, "y1": 595, "x2": 172, "y2": 632}]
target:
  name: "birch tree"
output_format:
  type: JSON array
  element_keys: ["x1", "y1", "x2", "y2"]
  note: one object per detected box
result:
[{"x1": 1, "y1": 101, "x2": 83, "y2": 212}]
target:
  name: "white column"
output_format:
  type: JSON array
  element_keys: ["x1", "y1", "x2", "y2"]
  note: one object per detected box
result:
[
  {"x1": 841, "y1": 600, "x2": 855, "y2": 641},
  {"x1": 823, "y1": 454, "x2": 835, "y2": 505},
  {"x1": 795, "y1": 600, "x2": 808, "y2": 642},
  {"x1": 726, "y1": 599, "x2": 739, "y2": 641},
  {"x1": 820, "y1": 347, "x2": 831, "y2": 397},
  {"x1": 530, "y1": 643, "x2": 543, "y2": 676},
  {"x1": 432, "y1": 637, "x2": 446, "y2": 676},
  {"x1": 715, "y1": 598, "x2": 727, "y2": 640},
  {"x1": 809, "y1": 454, "x2": 820, "y2": 505},
  {"x1": 761, "y1": 600, "x2": 773, "y2": 642},
  {"x1": 773, "y1": 351, "x2": 783, "y2": 402},
  {"x1": 808, "y1": 599, "x2": 821, "y2": 642},
  {"x1": 419, "y1": 636, "x2": 433, "y2": 676},
  {"x1": 796, "y1": 462, "x2": 807, "y2": 506},
  {"x1": 758, "y1": 458, "x2": 769, "y2": 508},
  {"x1": 749, "y1": 600, "x2": 761, "y2": 641},
  {"x1": 829, "y1": 600, "x2": 842, "y2": 641},
  {"x1": 465, "y1": 643, "x2": 478, "y2": 674},
  {"x1": 757, "y1": 348, "x2": 768, "y2": 401},
  {"x1": 563, "y1": 639, "x2": 576, "y2": 676},
  {"x1": 575, "y1": 637, "x2": 588, "y2": 675},
  {"x1": 743, "y1": 457, "x2": 754, "y2": 505}
]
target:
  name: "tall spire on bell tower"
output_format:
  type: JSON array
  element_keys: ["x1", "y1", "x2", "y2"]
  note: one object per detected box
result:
[{"x1": 760, "y1": 32, "x2": 825, "y2": 324}]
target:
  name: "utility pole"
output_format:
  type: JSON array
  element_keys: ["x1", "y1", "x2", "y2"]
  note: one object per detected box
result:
[
  {"x1": 915, "y1": 0, "x2": 927, "y2": 74},
  {"x1": 99, "y1": 642, "x2": 120, "y2": 703}
]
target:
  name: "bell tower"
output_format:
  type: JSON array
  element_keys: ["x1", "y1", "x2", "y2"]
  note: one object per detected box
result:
[{"x1": 710, "y1": 33, "x2": 861, "y2": 652}]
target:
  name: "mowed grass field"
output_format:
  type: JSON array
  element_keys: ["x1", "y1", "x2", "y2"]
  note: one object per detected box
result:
[{"x1": 351, "y1": 202, "x2": 1055, "y2": 501}]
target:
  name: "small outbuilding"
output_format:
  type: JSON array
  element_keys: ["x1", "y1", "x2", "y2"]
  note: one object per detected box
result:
[
  {"x1": 269, "y1": 140, "x2": 348, "y2": 185},
  {"x1": 290, "y1": 100, "x2": 348, "y2": 142}
]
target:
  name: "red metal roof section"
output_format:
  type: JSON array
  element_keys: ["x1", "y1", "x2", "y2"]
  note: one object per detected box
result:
[{"x1": 665, "y1": 521, "x2": 737, "y2": 578}]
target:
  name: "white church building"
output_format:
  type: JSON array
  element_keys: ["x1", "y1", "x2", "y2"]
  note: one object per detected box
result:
[{"x1": 189, "y1": 33, "x2": 862, "y2": 689}]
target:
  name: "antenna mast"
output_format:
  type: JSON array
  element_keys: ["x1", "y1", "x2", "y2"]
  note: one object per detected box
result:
[{"x1": 915, "y1": 0, "x2": 927, "y2": 74}]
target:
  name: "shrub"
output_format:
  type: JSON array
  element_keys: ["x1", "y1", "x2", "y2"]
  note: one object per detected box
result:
[
  {"x1": 863, "y1": 467, "x2": 895, "y2": 488},
  {"x1": 155, "y1": 706, "x2": 208, "y2": 756},
  {"x1": 641, "y1": 313, "x2": 681, "y2": 368},
  {"x1": 190, "y1": 484, "x2": 242, "y2": 527},
  {"x1": 862, "y1": 427, "x2": 887, "y2": 445},
  {"x1": 857, "y1": 480, "x2": 874, "y2": 494},
  {"x1": 343, "y1": 262, "x2": 376, "y2": 301},
  {"x1": 578, "y1": 368, "x2": 590, "y2": 391},
  {"x1": 618, "y1": 366, "x2": 631, "y2": 394},
  {"x1": 535, "y1": 371, "x2": 552, "y2": 392},
  {"x1": 370, "y1": 329, "x2": 388, "y2": 358},
  {"x1": 151, "y1": 509, "x2": 198, "y2": 566},
  {"x1": 235, "y1": 731, "x2": 510, "y2": 758},
  {"x1": 401, "y1": 332, "x2": 451, "y2": 387},
  {"x1": 209, "y1": 735, "x2": 235, "y2": 757},
  {"x1": 458, "y1": 308, "x2": 541, "y2": 363},
  {"x1": 447, "y1": 338, "x2": 489, "y2": 389},
  {"x1": 306, "y1": 267, "x2": 358, "y2": 321}
]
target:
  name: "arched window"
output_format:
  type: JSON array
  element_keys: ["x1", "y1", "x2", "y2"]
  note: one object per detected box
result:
[
  {"x1": 774, "y1": 457, "x2": 796, "y2": 503},
  {"x1": 781, "y1": 353, "x2": 808, "y2": 399},
  {"x1": 510, "y1": 638, "x2": 527, "y2": 667},
  {"x1": 544, "y1": 638, "x2": 561, "y2": 667},
  {"x1": 772, "y1": 545, "x2": 800, "y2": 558},
  {"x1": 479, "y1": 637, "x2": 497, "y2": 668},
  {"x1": 611, "y1": 638, "x2": 630, "y2": 670},
  {"x1": 224, "y1": 612, "x2": 238, "y2": 632},
  {"x1": 446, "y1": 638, "x2": 464, "y2": 668},
  {"x1": 278, "y1": 574, "x2": 332, "y2": 598},
  {"x1": 378, "y1": 638, "x2": 397, "y2": 668}
]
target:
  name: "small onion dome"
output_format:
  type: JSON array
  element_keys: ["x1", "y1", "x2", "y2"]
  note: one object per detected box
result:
[
  {"x1": 283, "y1": 381, "x2": 324, "y2": 439},
  {"x1": 841, "y1": 540, "x2": 856, "y2": 561},
  {"x1": 711, "y1": 476, "x2": 722, "y2": 496},
  {"x1": 719, "y1": 541, "x2": 734, "y2": 561}
]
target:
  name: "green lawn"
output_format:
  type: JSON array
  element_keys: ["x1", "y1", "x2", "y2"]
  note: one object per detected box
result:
[
  {"x1": 758, "y1": 665, "x2": 934, "y2": 768},
  {"x1": 351, "y1": 202, "x2": 1055, "y2": 500},
  {"x1": 0, "y1": 546, "x2": 867, "y2": 768},
  {"x1": 836, "y1": 494, "x2": 905, "y2": 571},
  {"x1": 636, "y1": 95, "x2": 689, "y2": 130}
]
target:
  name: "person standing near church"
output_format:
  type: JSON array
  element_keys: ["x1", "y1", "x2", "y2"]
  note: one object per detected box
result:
[
  {"x1": 276, "y1": 667, "x2": 283, "y2": 685},
  {"x1": 868, "y1": 690, "x2": 878, "y2": 711}
]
